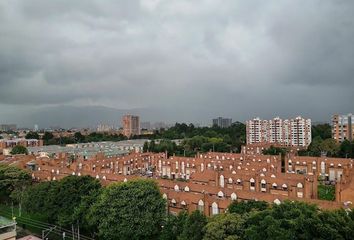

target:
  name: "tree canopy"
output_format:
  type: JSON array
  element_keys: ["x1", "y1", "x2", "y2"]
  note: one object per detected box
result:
[
  {"x1": 25, "y1": 131, "x2": 40, "y2": 139},
  {"x1": 0, "y1": 164, "x2": 31, "y2": 202},
  {"x1": 10, "y1": 145, "x2": 28, "y2": 155},
  {"x1": 22, "y1": 175, "x2": 101, "y2": 227},
  {"x1": 88, "y1": 179, "x2": 166, "y2": 240}
]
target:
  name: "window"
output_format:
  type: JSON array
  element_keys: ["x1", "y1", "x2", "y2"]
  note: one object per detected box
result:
[
  {"x1": 217, "y1": 191, "x2": 224, "y2": 198},
  {"x1": 198, "y1": 200, "x2": 204, "y2": 212},
  {"x1": 261, "y1": 179, "x2": 266, "y2": 191},
  {"x1": 184, "y1": 186, "x2": 190, "y2": 192},
  {"x1": 231, "y1": 192, "x2": 237, "y2": 201},
  {"x1": 212, "y1": 202, "x2": 219, "y2": 215},
  {"x1": 220, "y1": 175, "x2": 225, "y2": 188},
  {"x1": 250, "y1": 178, "x2": 255, "y2": 187},
  {"x1": 174, "y1": 185, "x2": 179, "y2": 192}
]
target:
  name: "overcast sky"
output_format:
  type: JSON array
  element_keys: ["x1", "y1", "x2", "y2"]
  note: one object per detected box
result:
[{"x1": 0, "y1": 0, "x2": 353, "y2": 127}]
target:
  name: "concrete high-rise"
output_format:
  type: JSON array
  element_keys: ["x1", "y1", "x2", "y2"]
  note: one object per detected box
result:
[
  {"x1": 246, "y1": 116, "x2": 312, "y2": 148},
  {"x1": 332, "y1": 113, "x2": 353, "y2": 143},
  {"x1": 212, "y1": 117, "x2": 232, "y2": 128},
  {"x1": 122, "y1": 115, "x2": 140, "y2": 137}
]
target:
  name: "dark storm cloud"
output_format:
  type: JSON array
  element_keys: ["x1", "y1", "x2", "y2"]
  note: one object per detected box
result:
[{"x1": 0, "y1": 0, "x2": 353, "y2": 126}]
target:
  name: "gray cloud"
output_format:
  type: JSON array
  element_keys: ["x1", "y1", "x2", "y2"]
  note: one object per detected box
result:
[{"x1": 0, "y1": 0, "x2": 353, "y2": 127}]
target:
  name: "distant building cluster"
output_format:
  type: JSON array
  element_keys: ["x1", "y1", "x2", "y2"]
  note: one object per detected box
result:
[
  {"x1": 212, "y1": 117, "x2": 232, "y2": 128},
  {"x1": 332, "y1": 113, "x2": 353, "y2": 143},
  {"x1": 122, "y1": 115, "x2": 141, "y2": 137},
  {"x1": 246, "y1": 116, "x2": 312, "y2": 148},
  {"x1": 0, "y1": 124, "x2": 17, "y2": 132},
  {"x1": 0, "y1": 138, "x2": 43, "y2": 150},
  {"x1": 96, "y1": 124, "x2": 114, "y2": 132}
]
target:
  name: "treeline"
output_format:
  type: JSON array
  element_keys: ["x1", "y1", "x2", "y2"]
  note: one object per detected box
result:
[
  {"x1": 299, "y1": 124, "x2": 354, "y2": 158},
  {"x1": 25, "y1": 131, "x2": 128, "y2": 145},
  {"x1": 1, "y1": 165, "x2": 354, "y2": 240},
  {"x1": 143, "y1": 122, "x2": 246, "y2": 156}
]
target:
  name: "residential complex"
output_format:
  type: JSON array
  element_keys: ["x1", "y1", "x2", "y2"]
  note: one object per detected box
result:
[
  {"x1": 122, "y1": 115, "x2": 140, "y2": 137},
  {"x1": 212, "y1": 117, "x2": 232, "y2": 128},
  {"x1": 0, "y1": 138, "x2": 43, "y2": 152},
  {"x1": 3, "y1": 148, "x2": 353, "y2": 216},
  {"x1": 246, "y1": 116, "x2": 312, "y2": 148},
  {"x1": 332, "y1": 113, "x2": 353, "y2": 143}
]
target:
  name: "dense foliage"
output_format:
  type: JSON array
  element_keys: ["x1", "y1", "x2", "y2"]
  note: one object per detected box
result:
[
  {"x1": 228, "y1": 200, "x2": 269, "y2": 215},
  {"x1": 42, "y1": 131, "x2": 128, "y2": 145},
  {"x1": 160, "y1": 210, "x2": 207, "y2": 240},
  {"x1": 262, "y1": 146, "x2": 287, "y2": 156},
  {"x1": 89, "y1": 179, "x2": 166, "y2": 240},
  {"x1": 22, "y1": 175, "x2": 101, "y2": 227},
  {"x1": 143, "y1": 122, "x2": 246, "y2": 156},
  {"x1": 10, "y1": 145, "x2": 28, "y2": 155},
  {"x1": 0, "y1": 164, "x2": 31, "y2": 202},
  {"x1": 25, "y1": 131, "x2": 40, "y2": 139}
]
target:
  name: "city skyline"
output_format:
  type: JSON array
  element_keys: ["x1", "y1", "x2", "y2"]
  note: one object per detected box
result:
[{"x1": 0, "y1": 1, "x2": 353, "y2": 127}]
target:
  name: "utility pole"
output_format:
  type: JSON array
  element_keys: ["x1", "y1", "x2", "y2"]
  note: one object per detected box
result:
[
  {"x1": 72, "y1": 224, "x2": 75, "y2": 240},
  {"x1": 77, "y1": 221, "x2": 80, "y2": 240}
]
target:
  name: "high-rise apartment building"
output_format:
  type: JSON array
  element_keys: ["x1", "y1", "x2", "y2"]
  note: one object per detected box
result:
[
  {"x1": 246, "y1": 116, "x2": 312, "y2": 147},
  {"x1": 212, "y1": 117, "x2": 232, "y2": 128},
  {"x1": 122, "y1": 115, "x2": 140, "y2": 137},
  {"x1": 332, "y1": 113, "x2": 353, "y2": 143}
]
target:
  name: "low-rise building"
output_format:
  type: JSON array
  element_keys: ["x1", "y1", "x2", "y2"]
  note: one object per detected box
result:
[{"x1": 0, "y1": 216, "x2": 16, "y2": 240}]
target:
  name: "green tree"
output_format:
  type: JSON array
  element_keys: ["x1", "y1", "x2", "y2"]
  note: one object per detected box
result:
[
  {"x1": 10, "y1": 145, "x2": 28, "y2": 155},
  {"x1": 72, "y1": 187, "x2": 102, "y2": 237},
  {"x1": 228, "y1": 200, "x2": 268, "y2": 215},
  {"x1": 315, "y1": 209, "x2": 354, "y2": 239},
  {"x1": 204, "y1": 213, "x2": 245, "y2": 240},
  {"x1": 143, "y1": 141, "x2": 149, "y2": 152},
  {"x1": 339, "y1": 140, "x2": 354, "y2": 158},
  {"x1": 25, "y1": 131, "x2": 39, "y2": 139},
  {"x1": 312, "y1": 123, "x2": 332, "y2": 140},
  {"x1": 160, "y1": 211, "x2": 188, "y2": 240},
  {"x1": 42, "y1": 131, "x2": 54, "y2": 145},
  {"x1": 160, "y1": 214, "x2": 179, "y2": 240},
  {"x1": 0, "y1": 164, "x2": 31, "y2": 202},
  {"x1": 262, "y1": 146, "x2": 287, "y2": 156},
  {"x1": 74, "y1": 132, "x2": 85, "y2": 142},
  {"x1": 179, "y1": 210, "x2": 207, "y2": 240},
  {"x1": 89, "y1": 179, "x2": 165, "y2": 240},
  {"x1": 244, "y1": 201, "x2": 320, "y2": 240},
  {"x1": 23, "y1": 175, "x2": 101, "y2": 227}
]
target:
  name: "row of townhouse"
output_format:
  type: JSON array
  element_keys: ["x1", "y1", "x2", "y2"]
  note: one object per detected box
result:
[{"x1": 5, "y1": 150, "x2": 353, "y2": 216}]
